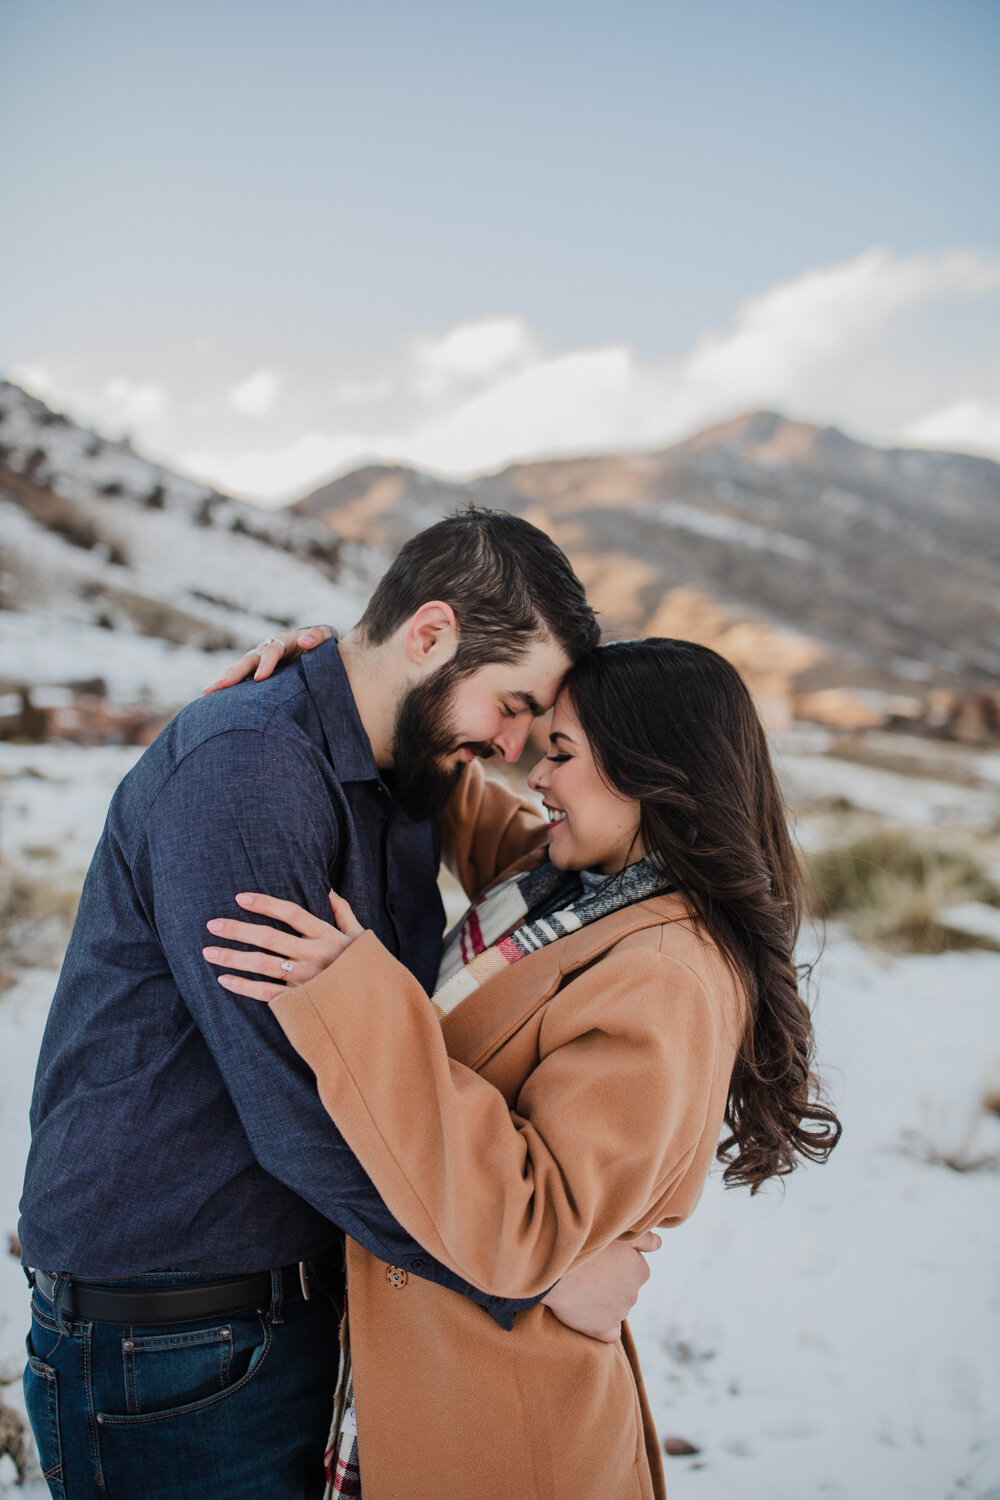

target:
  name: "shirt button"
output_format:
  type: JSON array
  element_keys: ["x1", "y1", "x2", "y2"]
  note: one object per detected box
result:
[
  {"x1": 386, "y1": 1266, "x2": 408, "y2": 1289},
  {"x1": 410, "y1": 1258, "x2": 425, "y2": 1272}
]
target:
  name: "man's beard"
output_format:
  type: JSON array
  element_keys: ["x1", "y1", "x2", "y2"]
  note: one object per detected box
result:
[{"x1": 389, "y1": 662, "x2": 493, "y2": 822}]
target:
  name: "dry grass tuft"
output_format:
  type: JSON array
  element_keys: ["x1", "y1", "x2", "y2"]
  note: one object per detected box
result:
[
  {"x1": 899, "y1": 1128, "x2": 1000, "y2": 1174},
  {"x1": 806, "y1": 829, "x2": 1000, "y2": 954},
  {"x1": 0, "y1": 862, "x2": 80, "y2": 992}
]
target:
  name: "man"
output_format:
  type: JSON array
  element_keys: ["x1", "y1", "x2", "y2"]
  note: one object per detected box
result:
[{"x1": 20, "y1": 509, "x2": 657, "y2": 1500}]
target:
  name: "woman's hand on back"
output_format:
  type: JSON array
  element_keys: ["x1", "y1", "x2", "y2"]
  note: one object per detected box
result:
[
  {"x1": 542, "y1": 1232, "x2": 661, "y2": 1342},
  {"x1": 201, "y1": 624, "x2": 335, "y2": 696}
]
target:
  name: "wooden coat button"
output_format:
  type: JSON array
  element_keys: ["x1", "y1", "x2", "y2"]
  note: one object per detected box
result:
[{"x1": 385, "y1": 1265, "x2": 408, "y2": 1288}]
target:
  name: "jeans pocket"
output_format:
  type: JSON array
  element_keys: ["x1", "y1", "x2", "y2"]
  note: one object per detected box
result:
[
  {"x1": 99, "y1": 1313, "x2": 271, "y2": 1427},
  {"x1": 23, "y1": 1351, "x2": 66, "y2": 1498}
]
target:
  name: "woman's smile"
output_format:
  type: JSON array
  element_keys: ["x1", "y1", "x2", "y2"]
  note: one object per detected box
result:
[{"x1": 543, "y1": 802, "x2": 567, "y2": 829}]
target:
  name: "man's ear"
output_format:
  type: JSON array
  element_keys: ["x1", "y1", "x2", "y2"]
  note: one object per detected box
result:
[{"x1": 402, "y1": 601, "x2": 459, "y2": 672}]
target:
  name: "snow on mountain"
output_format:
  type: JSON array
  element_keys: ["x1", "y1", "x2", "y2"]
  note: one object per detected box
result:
[
  {"x1": 295, "y1": 410, "x2": 1000, "y2": 705},
  {"x1": 0, "y1": 381, "x2": 385, "y2": 706}
]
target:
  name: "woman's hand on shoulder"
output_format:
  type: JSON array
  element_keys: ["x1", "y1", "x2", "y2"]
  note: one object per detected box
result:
[
  {"x1": 201, "y1": 625, "x2": 335, "y2": 696},
  {"x1": 203, "y1": 890, "x2": 364, "y2": 1001}
]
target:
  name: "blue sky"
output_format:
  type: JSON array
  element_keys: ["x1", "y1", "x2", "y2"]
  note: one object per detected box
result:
[{"x1": 3, "y1": 0, "x2": 999, "y2": 499}]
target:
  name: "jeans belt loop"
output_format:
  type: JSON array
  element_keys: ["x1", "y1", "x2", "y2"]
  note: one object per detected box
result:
[
  {"x1": 50, "y1": 1272, "x2": 73, "y2": 1336},
  {"x1": 266, "y1": 1266, "x2": 284, "y2": 1325}
]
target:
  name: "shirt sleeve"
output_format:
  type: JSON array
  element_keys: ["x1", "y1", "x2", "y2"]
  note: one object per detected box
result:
[{"x1": 139, "y1": 729, "x2": 538, "y2": 1328}]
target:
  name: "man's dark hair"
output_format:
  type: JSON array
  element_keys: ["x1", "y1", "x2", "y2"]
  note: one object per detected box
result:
[{"x1": 357, "y1": 506, "x2": 599, "y2": 672}]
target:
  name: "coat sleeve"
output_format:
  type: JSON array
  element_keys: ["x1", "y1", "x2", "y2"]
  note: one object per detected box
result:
[
  {"x1": 440, "y1": 758, "x2": 549, "y2": 900},
  {"x1": 269, "y1": 928, "x2": 730, "y2": 1299}
]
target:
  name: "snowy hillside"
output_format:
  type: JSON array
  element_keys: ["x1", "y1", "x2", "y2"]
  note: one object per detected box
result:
[
  {"x1": 0, "y1": 381, "x2": 383, "y2": 705},
  {"x1": 1, "y1": 730, "x2": 999, "y2": 1496}
]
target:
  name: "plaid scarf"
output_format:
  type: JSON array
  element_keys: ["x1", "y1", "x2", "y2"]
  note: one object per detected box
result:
[
  {"x1": 434, "y1": 855, "x2": 674, "y2": 1016},
  {"x1": 326, "y1": 855, "x2": 674, "y2": 1498},
  {"x1": 326, "y1": 1295, "x2": 359, "y2": 1497}
]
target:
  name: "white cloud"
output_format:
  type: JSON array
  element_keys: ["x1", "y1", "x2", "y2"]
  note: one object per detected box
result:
[
  {"x1": 7, "y1": 363, "x2": 59, "y2": 401},
  {"x1": 901, "y1": 398, "x2": 1000, "y2": 455},
  {"x1": 406, "y1": 315, "x2": 540, "y2": 400},
  {"x1": 10, "y1": 247, "x2": 1000, "y2": 503},
  {"x1": 682, "y1": 248, "x2": 1000, "y2": 406},
  {"x1": 228, "y1": 368, "x2": 281, "y2": 416},
  {"x1": 102, "y1": 376, "x2": 165, "y2": 422},
  {"x1": 403, "y1": 345, "x2": 639, "y2": 472},
  {"x1": 181, "y1": 430, "x2": 382, "y2": 504},
  {"x1": 333, "y1": 375, "x2": 396, "y2": 404},
  {"x1": 7, "y1": 364, "x2": 166, "y2": 437}
]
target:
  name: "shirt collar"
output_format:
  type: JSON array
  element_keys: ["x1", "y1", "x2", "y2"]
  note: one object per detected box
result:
[{"x1": 301, "y1": 637, "x2": 381, "y2": 784}]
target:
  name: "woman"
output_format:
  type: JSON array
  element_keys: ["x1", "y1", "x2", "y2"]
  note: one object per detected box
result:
[{"x1": 204, "y1": 637, "x2": 840, "y2": 1500}]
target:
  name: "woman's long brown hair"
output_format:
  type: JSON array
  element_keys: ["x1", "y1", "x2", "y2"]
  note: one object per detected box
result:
[{"x1": 563, "y1": 638, "x2": 841, "y2": 1191}]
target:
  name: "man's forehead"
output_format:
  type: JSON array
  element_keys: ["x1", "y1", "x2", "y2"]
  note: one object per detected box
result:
[{"x1": 494, "y1": 648, "x2": 570, "y2": 713}]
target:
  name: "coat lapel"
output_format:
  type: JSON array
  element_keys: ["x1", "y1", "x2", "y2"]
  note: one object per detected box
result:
[{"x1": 441, "y1": 892, "x2": 691, "y2": 1071}]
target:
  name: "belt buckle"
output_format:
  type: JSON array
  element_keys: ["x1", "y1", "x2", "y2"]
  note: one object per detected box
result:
[{"x1": 298, "y1": 1259, "x2": 313, "y2": 1301}]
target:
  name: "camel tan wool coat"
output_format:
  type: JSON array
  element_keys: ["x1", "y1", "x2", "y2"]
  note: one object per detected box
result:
[{"x1": 270, "y1": 760, "x2": 747, "y2": 1500}]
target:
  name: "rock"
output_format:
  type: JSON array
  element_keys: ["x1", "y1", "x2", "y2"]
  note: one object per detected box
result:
[
  {"x1": 793, "y1": 687, "x2": 888, "y2": 731},
  {"x1": 663, "y1": 1436, "x2": 702, "y2": 1457}
]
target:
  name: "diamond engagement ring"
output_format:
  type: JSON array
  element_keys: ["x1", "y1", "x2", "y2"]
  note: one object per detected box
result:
[
  {"x1": 280, "y1": 960, "x2": 294, "y2": 975},
  {"x1": 250, "y1": 636, "x2": 283, "y2": 657}
]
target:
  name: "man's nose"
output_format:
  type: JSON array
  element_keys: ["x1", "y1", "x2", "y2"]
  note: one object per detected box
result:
[{"x1": 494, "y1": 719, "x2": 534, "y2": 764}]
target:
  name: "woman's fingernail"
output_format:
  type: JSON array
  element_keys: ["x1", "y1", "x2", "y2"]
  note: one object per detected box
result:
[
  {"x1": 236, "y1": 894, "x2": 253, "y2": 906},
  {"x1": 301, "y1": 634, "x2": 316, "y2": 646},
  {"x1": 203, "y1": 947, "x2": 219, "y2": 959},
  {"x1": 207, "y1": 919, "x2": 224, "y2": 932},
  {"x1": 218, "y1": 975, "x2": 233, "y2": 987}
]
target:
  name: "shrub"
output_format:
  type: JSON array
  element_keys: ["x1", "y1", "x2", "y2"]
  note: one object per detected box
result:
[
  {"x1": 806, "y1": 828, "x2": 1000, "y2": 954},
  {"x1": 0, "y1": 861, "x2": 80, "y2": 992}
]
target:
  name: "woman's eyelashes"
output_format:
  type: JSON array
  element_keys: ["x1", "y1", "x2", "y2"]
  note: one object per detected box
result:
[{"x1": 546, "y1": 752, "x2": 572, "y2": 764}]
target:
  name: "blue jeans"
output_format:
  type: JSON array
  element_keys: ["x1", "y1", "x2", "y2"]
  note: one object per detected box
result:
[{"x1": 23, "y1": 1271, "x2": 341, "y2": 1500}]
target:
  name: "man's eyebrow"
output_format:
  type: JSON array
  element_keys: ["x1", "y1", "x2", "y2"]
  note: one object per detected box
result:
[{"x1": 509, "y1": 690, "x2": 545, "y2": 717}]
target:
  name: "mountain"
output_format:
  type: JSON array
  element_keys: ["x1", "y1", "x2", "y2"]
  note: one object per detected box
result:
[
  {"x1": 295, "y1": 412, "x2": 1000, "y2": 728},
  {"x1": 5, "y1": 382, "x2": 998, "y2": 738},
  {"x1": 0, "y1": 381, "x2": 384, "y2": 716}
]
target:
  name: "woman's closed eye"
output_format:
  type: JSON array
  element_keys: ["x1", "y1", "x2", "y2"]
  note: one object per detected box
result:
[{"x1": 546, "y1": 753, "x2": 572, "y2": 764}]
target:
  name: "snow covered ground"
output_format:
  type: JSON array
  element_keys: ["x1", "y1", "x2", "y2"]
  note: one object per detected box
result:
[
  {"x1": 631, "y1": 937, "x2": 1000, "y2": 1500},
  {"x1": 1, "y1": 737, "x2": 999, "y2": 1497}
]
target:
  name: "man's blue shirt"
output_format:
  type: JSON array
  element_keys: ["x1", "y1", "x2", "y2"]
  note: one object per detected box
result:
[{"x1": 19, "y1": 640, "x2": 529, "y2": 1327}]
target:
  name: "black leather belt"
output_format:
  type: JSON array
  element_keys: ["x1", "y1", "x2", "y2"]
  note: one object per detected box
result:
[{"x1": 32, "y1": 1248, "x2": 342, "y2": 1326}]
